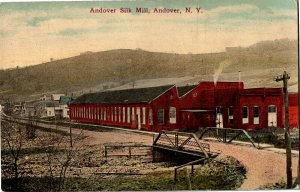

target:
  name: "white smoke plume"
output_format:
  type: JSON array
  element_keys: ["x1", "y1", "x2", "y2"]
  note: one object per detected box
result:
[{"x1": 213, "y1": 59, "x2": 232, "y2": 85}]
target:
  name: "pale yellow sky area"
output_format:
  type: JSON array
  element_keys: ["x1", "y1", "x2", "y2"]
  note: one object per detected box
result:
[{"x1": 0, "y1": 1, "x2": 297, "y2": 69}]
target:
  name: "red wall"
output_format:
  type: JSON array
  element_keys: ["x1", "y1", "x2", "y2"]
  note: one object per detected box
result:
[
  {"x1": 179, "y1": 82, "x2": 242, "y2": 130},
  {"x1": 288, "y1": 93, "x2": 299, "y2": 128},
  {"x1": 239, "y1": 92, "x2": 283, "y2": 129},
  {"x1": 69, "y1": 82, "x2": 299, "y2": 132},
  {"x1": 150, "y1": 86, "x2": 180, "y2": 132}
]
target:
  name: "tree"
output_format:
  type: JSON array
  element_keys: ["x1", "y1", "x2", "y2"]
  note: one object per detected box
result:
[
  {"x1": 1, "y1": 121, "x2": 27, "y2": 190},
  {"x1": 38, "y1": 124, "x2": 84, "y2": 191}
]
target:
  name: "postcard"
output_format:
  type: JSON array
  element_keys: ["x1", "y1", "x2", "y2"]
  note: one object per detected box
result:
[{"x1": 0, "y1": 0, "x2": 299, "y2": 191}]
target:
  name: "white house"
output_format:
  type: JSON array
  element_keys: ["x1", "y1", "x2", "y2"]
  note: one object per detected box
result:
[{"x1": 59, "y1": 96, "x2": 77, "y2": 118}]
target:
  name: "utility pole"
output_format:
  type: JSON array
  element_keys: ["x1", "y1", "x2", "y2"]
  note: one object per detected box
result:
[
  {"x1": 0, "y1": 104, "x2": 2, "y2": 129},
  {"x1": 275, "y1": 71, "x2": 292, "y2": 189}
]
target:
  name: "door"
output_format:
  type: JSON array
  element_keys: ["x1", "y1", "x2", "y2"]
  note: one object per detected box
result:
[
  {"x1": 216, "y1": 107, "x2": 223, "y2": 128},
  {"x1": 268, "y1": 105, "x2": 277, "y2": 127},
  {"x1": 136, "y1": 107, "x2": 141, "y2": 129}
]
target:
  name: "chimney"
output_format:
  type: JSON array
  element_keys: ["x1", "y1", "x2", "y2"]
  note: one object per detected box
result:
[{"x1": 238, "y1": 71, "x2": 242, "y2": 83}]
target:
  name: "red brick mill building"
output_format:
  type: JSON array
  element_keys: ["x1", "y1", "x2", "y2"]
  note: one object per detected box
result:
[{"x1": 68, "y1": 82, "x2": 299, "y2": 132}]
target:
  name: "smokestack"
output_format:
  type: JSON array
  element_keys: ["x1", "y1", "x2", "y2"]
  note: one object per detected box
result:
[{"x1": 238, "y1": 71, "x2": 242, "y2": 83}]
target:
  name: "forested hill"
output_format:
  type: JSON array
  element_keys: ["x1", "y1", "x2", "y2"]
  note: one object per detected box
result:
[{"x1": 0, "y1": 38, "x2": 297, "y2": 101}]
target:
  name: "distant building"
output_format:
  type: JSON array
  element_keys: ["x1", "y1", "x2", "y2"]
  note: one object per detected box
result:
[
  {"x1": 34, "y1": 101, "x2": 55, "y2": 118},
  {"x1": 13, "y1": 102, "x2": 26, "y2": 116},
  {"x1": 40, "y1": 95, "x2": 51, "y2": 101},
  {"x1": 35, "y1": 94, "x2": 67, "y2": 118},
  {"x1": 51, "y1": 94, "x2": 65, "y2": 101},
  {"x1": 59, "y1": 96, "x2": 77, "y2": 118}
]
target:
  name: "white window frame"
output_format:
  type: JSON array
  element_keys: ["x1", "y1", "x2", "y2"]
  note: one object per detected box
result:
[
  {"x1": 242, "y1": 106, "x2": 249, "y2": 124},
  {"x1": 142, "y1": 107, "x2": 146, "y2": 124},
  {"x1": 119, "y1": 107, "x2": 121, "y2": 122},
  {"x1": 149, "y1": 109, "x2": 153, "y2": 125},
  {"x1": 157, "y1": 108, "x2": 164, "y2": 125},
  {"x1": 253, "y1": 106, "x2": 259, "y2": 125},
  {"x1": 123, "y1": 107, "x2": 125, "y2": 122},
  {"x1": 127, "y1": 107, "x2": 130, "y2": 123},
  {"x1": 169, "y1": 107, "x2": 176, "y2": 124}
]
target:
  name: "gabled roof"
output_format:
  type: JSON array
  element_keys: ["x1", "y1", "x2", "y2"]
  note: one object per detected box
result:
[
  {"x1": 177, "y1": 85, "x2": 197, "y2": 97},
  {"x1": 45, "y1": 102, "x2": 55, "y2": 107},
  {"x1": 71, "y1": 85, "x2": 174, "y2": 105},
  {"x1": 59, "y1": 96, "x2": 78, "y2": 105}
]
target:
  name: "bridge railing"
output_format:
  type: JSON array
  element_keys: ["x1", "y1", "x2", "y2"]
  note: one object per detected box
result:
[
  {"x1": 198, "y1": 127, "x2": 260, "y2": 148},
  {"x1": 153, "y1": 130, "x2": 210, "y2": 158}
]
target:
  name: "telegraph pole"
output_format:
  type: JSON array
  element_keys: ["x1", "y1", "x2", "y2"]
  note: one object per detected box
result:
[
  {"x1": 0, "y1": 104, "x2": 2, "y2": 129},
  {"x1": 275, "y1": 71, "x2": 292, "y2": 188}
]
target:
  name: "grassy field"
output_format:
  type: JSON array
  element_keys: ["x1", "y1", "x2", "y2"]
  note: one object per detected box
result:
[{"x1": 2, "y1": 164, "x2": 245, "y2": 191}]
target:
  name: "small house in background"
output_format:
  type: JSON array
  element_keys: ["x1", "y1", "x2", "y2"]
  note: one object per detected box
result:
[
  {"x1": 13, "y1": 102, "x2": 26, "y2": 116},
  {"x1": 34, "y1": 101, "x2": 55, "y2": 118},
  {"x1": 34, "y1": 93, "x2": 68, "y2": 118},
  {"x1": 40, "y1": 95, "x2": 51, "y2": 101},
  {"x1": 51, "y1": 94, "x2": 65, "y2": 101},
  {"x1": 59, "y1": 96, "x2": 77, "y2": 118}
]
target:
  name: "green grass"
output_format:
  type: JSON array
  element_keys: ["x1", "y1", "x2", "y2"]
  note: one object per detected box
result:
[{"x1": 2, "y1": 166, "x2": 245, "y2": 191}]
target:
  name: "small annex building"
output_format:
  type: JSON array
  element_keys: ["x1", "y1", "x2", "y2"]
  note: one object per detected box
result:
[{"x1": 69, "y1": 81, "x2": 299, "y2": 132}]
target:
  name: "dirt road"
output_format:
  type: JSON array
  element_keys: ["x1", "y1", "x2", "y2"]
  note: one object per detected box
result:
[{"x1": 33, "y1": 122, "x2": 300, "y2": 189}]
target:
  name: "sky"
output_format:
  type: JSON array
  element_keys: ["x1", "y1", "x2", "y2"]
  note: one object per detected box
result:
[{"x1": 0, "y1": 0, "x2": 298, "y2": 69}]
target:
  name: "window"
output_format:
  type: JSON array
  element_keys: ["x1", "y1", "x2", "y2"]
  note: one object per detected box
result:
[
  {"x1": 268, "y1": 105, "x2": 277, "y2": 127},
  {"x1": 228, "y1": 107, "x2": 234, "y2": 125},
  {"x1": 157, "y1": 108, "x2": 164, "y2": 124},
  {"x1": 123, "y1": 107, "x2": 125, "y2": 122},
  {"x1": 104, "y1": 108, "x2": 106, "y2": 120},
  {"x1": 149, "y1": 109, "x2": 153, "y2": 125},
  {"x1": 169, "y1": 107, "x2": 176, "y2": 124},
  {"x1": 115, "y1": 107, "x2": 117, "y2": 122},
  {"x1": 131, "y1": 107, "x2": 135, "y2": 122},
  {"x1": 119, "y1": 107, "x2": 121, "y2": 122},
  {"x1": 253, "y1": 106, "x2": 259, "y2": 125},
  {"x1": 242, "y1": 107, "x2": 248, "y2": 124},
  {"x1": 216, "y1": 107, "x2": 222, "y2": 114},
  {"x1": 88, "y1": 107, "x2": 91, "y2": 119},
  {"x1": 142, "y1": 107, "x2": 146, "y2": 124},
  {"x1": 268, "y1": 106, "x2": 276, "y2": 113},
  {"x1": 127, "y1": 107, "x2": 130, "y2": 123}
]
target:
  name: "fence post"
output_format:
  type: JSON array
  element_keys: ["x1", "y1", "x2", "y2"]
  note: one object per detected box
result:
[
  {"x1": 129, "y1": 146, "x2": 132, "y2": 158},
  {"x1": 104, "y1": 146, "x2": 107, "y2": 157},
  {"x1": 191, "y1": 165, "x2": 194, "y2": 176},
  {"x1": 175, "y1": 132, "x2": 178, "y2": 148}
]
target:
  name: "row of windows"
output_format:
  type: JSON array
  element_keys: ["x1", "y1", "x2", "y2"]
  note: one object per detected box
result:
[
  {"x1": 72, "y1": 106, "x2": 177, "y2": 125},
  {"x1": 217, "y1": 105, "x2": 277, "y2": 125},
  {"x1": 72, "y1": 106, "x2": 150, "y2": 125},
  {"x1": 242, "y1": 105, "x2": 276, "y2": 124}
]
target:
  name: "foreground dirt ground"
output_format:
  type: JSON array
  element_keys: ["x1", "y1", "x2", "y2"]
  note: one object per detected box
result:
[
  {"x1": 45, "y1": 123, "x2": 299, "y2": 190},
  {"x1": 78, "y1": 128, "x2": 299, "y2": 190},
  {"x1": 6, "y1": 121, "x2": 298, "y2": 190}
]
